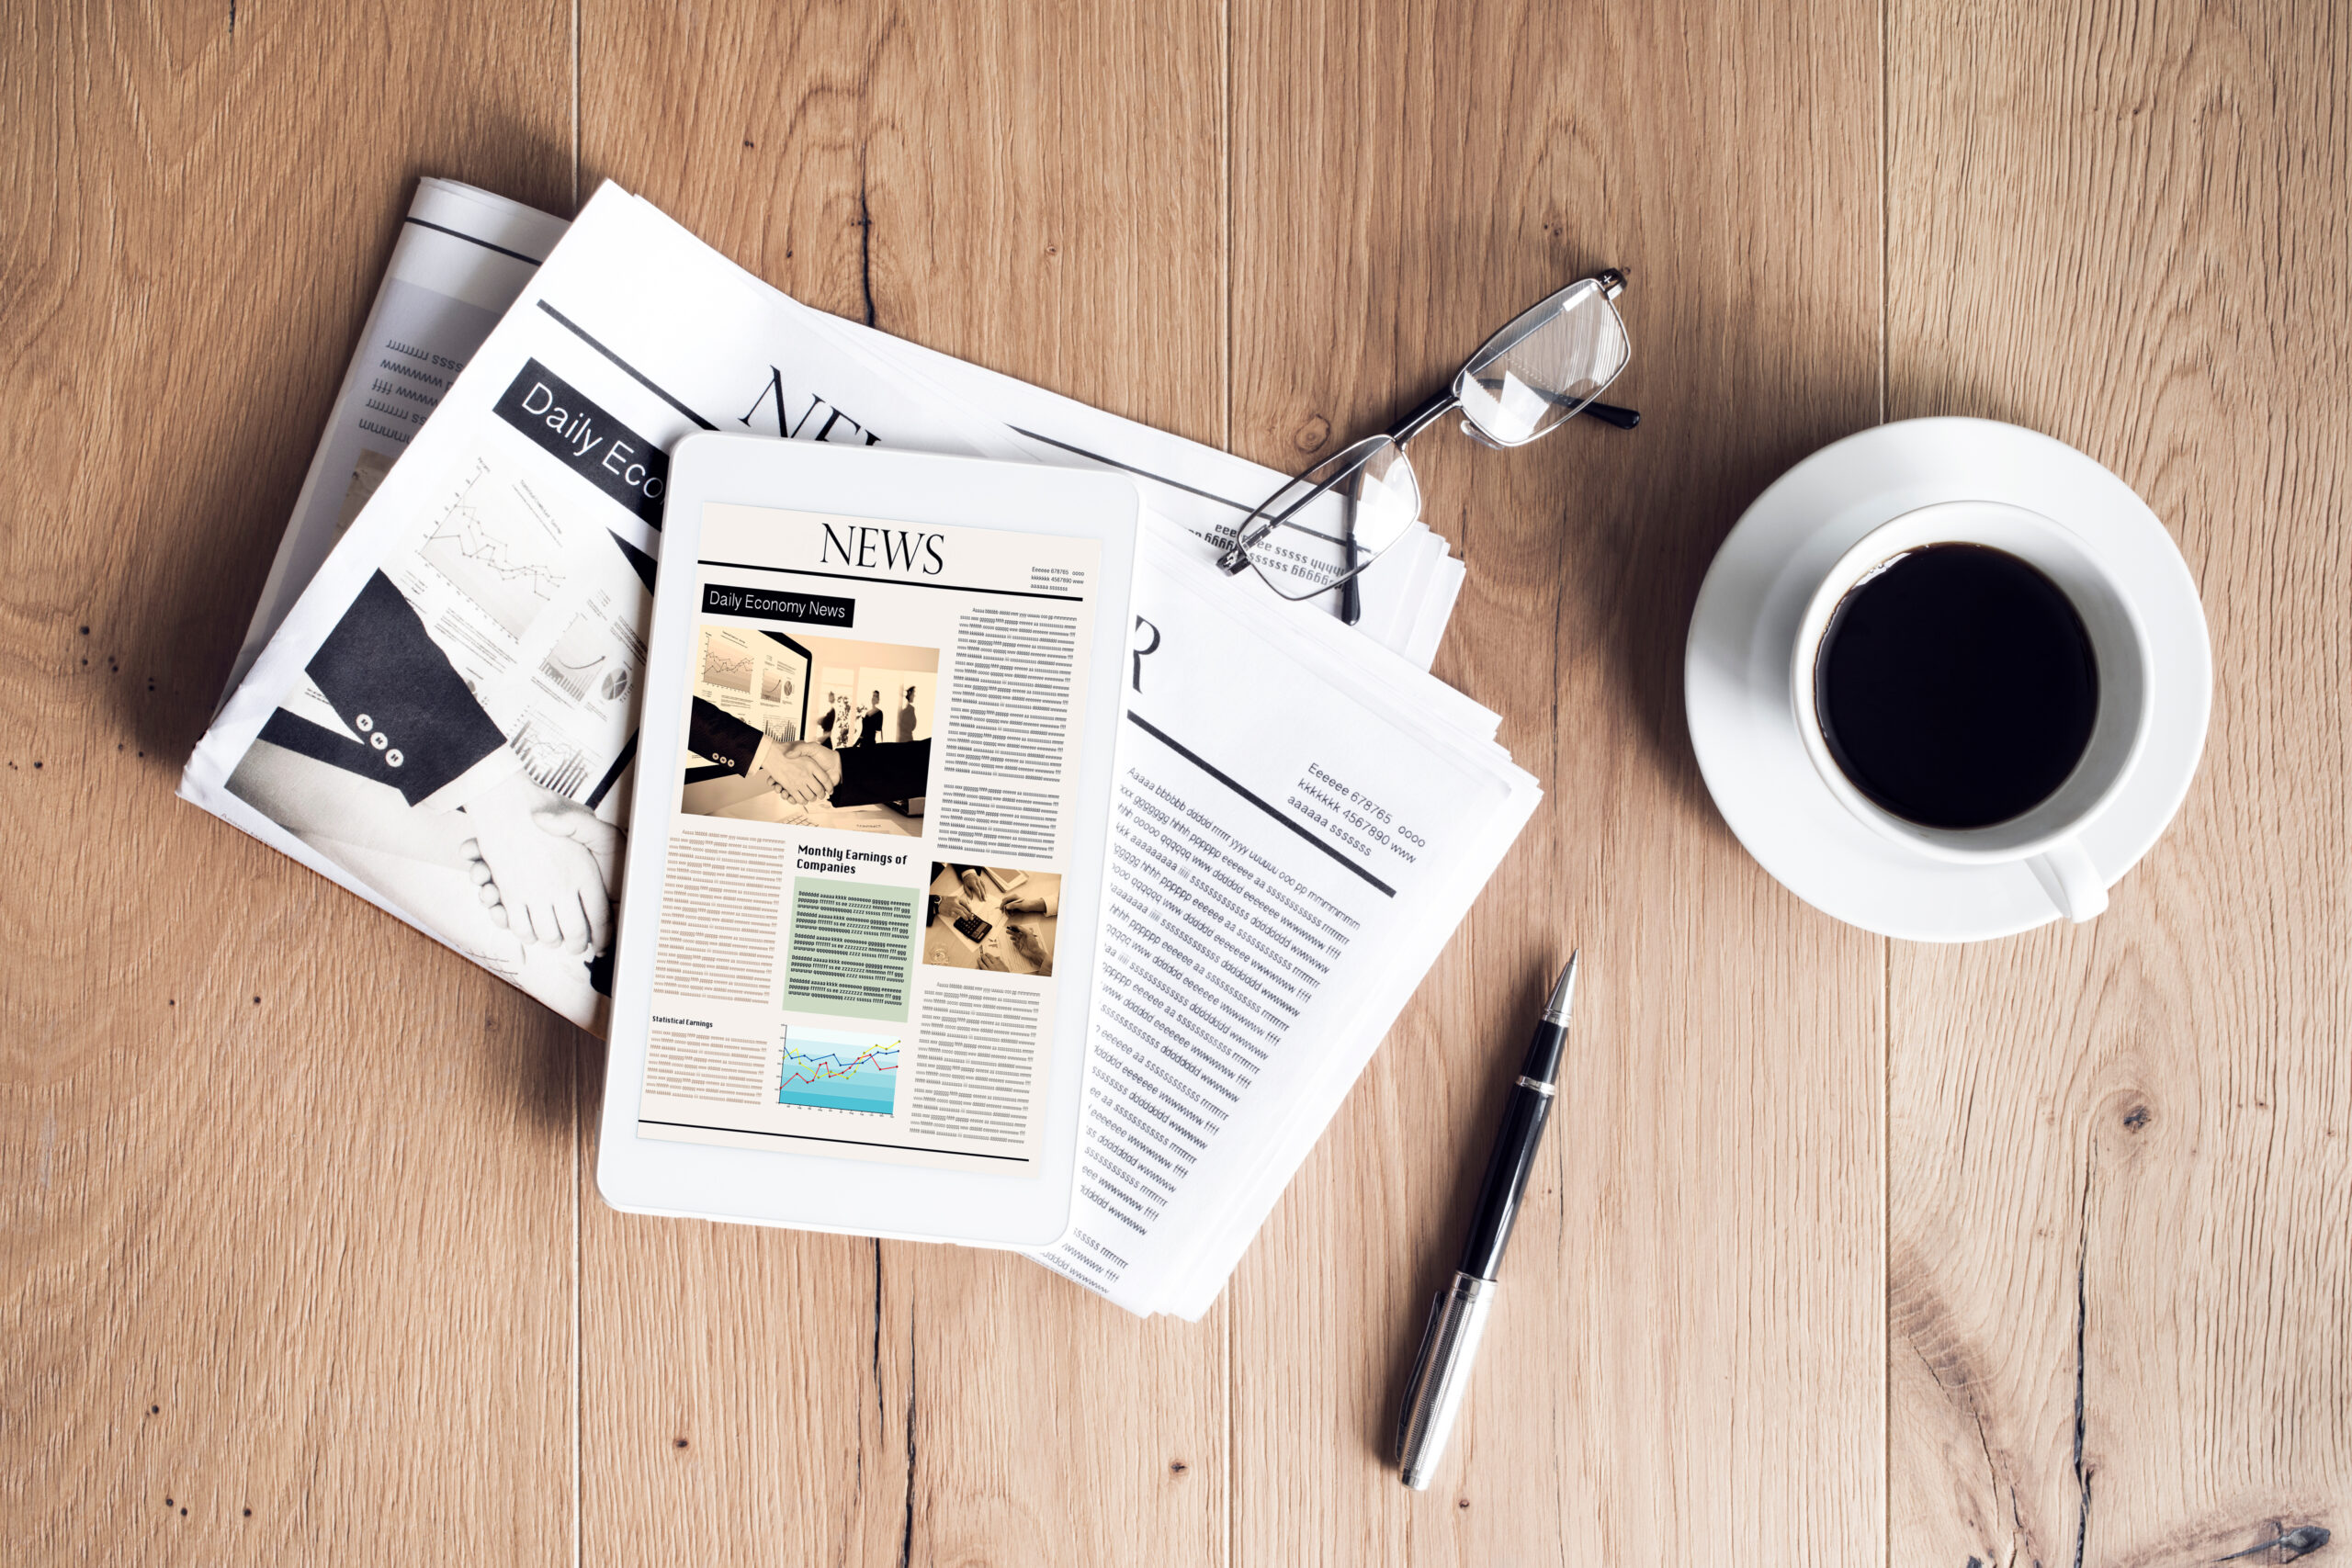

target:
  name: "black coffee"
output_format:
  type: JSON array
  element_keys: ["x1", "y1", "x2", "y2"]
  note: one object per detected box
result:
[{"x1": 1815, "y1": 543, "x2": 2098, "y2": 829}]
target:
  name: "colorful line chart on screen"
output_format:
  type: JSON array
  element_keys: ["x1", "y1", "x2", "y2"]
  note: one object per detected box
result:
[{"x1": 778, "y1": 1028, "x2": 902, "y2": 1116}]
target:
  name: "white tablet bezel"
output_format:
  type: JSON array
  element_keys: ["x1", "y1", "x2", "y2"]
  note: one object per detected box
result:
[{"x1": 596, "y1": 433, "x2": 1139, "y2": 1248}]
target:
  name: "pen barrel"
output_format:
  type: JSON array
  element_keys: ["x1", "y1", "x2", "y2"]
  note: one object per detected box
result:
[
  {"x1": 1519, "y1": 1016, "x2": 1570, "y2": 1086},
  {"x1": 1396, "y1": 1271, "x2": 1496, "y2": 1490},
  {"x1": 1455, "y1": 1083, "x2": 1555, "y2": 1281}
]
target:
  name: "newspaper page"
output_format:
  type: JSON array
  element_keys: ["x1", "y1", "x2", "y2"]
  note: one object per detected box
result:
[
  {"x1": 630, "y1": 503, "x2": 1107, "y2": 1171},
  {"x1": 181, "y1": 183, "x2": 1021, "y2": 1031},
  {"x1": 1030, "y1": 532, "x2": 1541, "y2": 1316},
  {"x1": 224, "y1": 179, "x2": 571, "y2": 701}
]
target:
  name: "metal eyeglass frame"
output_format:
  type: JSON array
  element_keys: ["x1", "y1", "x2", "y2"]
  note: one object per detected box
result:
[{"x1": 1216, "y1": 268, "x2": 1636, "y2": 625}]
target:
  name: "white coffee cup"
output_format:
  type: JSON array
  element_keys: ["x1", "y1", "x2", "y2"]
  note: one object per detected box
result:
[{"x1": 1789, "y1": 500, "x2": 2153, "y2": 922}]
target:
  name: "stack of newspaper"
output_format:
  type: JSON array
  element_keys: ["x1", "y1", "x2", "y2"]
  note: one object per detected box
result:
[{"x1": 183, "y1": 179, "x2": 1541, "y2": 1318}]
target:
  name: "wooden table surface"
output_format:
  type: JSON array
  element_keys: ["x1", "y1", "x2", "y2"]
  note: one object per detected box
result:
[{"x1": 5, "y1": 3, "x2": 2346, "y2": 1563}]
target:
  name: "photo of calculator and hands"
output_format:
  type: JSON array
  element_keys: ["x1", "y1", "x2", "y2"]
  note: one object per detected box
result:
[{"x1": 924, "y1": 863, "x2": 1058, "y2": 977}]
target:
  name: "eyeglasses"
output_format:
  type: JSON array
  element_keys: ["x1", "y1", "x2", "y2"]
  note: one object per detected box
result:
[{"x1": 1216, "y1": 269, "x2": 1635, "y2": 620}]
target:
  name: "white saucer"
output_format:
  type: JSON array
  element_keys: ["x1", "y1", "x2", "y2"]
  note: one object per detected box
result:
[{"x1": 1684, "y1": 417, "x2": 2211, "y2": 942}]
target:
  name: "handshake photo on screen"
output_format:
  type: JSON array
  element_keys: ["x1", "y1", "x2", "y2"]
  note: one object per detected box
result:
[{"x1": 680, "y1": 626, "x2": 938, "y2": 839}]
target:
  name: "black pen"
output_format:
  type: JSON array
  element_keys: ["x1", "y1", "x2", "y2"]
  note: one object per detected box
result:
[{"x1": 1396, "y1": 951, "x2": 1579, "y2": 1490}]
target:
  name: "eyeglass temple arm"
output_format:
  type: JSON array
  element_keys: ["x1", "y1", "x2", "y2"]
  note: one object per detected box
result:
[
  {"x1": 1385, "y1": 388, "x2": 1462, "y2": 446},
  {"x1": 1330, "y1": 394, "x2": 1465, "y2": 623}
]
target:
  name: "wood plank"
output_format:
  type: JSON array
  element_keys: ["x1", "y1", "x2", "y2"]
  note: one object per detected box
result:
[
  {"x1": 0, "y1": 2, "x2": 576, "y2": 1563},
  {"x1": 1227, "y1": 1, "x2": 1887, "y2": 1562},
  {"x1": 1885, "y1": 2, "x2": 2352, "y2": 1563},
  {"x1": 575, "y1": 5, "x2": 1230, "y2": 1563}
]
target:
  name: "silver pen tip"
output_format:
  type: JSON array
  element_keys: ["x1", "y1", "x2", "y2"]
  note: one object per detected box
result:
[{"x1": 1542, "y1": 951, "x2": 1579, "y2": 1026}]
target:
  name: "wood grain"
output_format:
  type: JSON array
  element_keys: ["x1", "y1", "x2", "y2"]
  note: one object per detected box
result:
[
  {"x1": 5, "y1": 0, "x2": 2347, "y2": 1562},
  {"x1": 0, "y1": 2, "x2": 576, "y2": 1564},
  {"x1": 575, "y1": 4, "x2": 1229, "y2": 1563},
  {"x1": 1226, "y1": 0, "x2": 1887, "y2": 1562},
  {"x1": 1885, "y1": 2, "x2": 2352, "y2": 1564}
]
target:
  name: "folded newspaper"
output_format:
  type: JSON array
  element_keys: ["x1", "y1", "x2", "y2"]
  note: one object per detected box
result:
[{"x1": 182, "y1": 179, "x2": 1538, "y2": 1317}]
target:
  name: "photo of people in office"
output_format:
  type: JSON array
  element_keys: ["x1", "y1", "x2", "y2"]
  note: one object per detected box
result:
[
  {"x1": 921, "y1": 863, "x2": 1058, "y2": 977},
  {"x1": 811, "y1": 671, "x2": 931, "y2": 754},
  {"x1": 679, "y1": 628, "x2": 938, "y2": 840}
]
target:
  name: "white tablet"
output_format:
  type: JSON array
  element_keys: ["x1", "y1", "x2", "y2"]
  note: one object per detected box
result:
[{"x1": 597, "y1": 434, "x2": 1139, "y2": 1247}]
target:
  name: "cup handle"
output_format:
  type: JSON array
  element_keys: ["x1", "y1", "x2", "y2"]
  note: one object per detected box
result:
[{"x1": 2027, "y1": 839, "x2": 2109, "y2": 922}]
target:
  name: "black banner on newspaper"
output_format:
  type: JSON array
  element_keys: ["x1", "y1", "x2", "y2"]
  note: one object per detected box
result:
[
  {"x1": 702, "y1": 581, "x2": 856, "y2": 629},
  {"x1": 493, "y1": 359, "x2": 669, "y2": 527}
]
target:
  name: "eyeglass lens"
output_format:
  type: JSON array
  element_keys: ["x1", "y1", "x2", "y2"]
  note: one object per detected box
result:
[
  {"x1": 1231, "y1": 273, "x2": 1631, "y2": 603},
  {"x1": 1235, "y1": 435, "x2": 1423, "y2": 602},
  {"x1": 1453, "y1": 281, "x2": 1631, "y2": 446}
]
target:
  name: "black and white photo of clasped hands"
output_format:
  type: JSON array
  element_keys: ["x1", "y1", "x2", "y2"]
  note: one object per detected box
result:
[{"x1": 456, "y1": 772, "x2": 623, "y2": 955}]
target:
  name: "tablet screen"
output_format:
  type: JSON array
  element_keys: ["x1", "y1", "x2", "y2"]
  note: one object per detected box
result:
[{"x1": 632, "y1": 501, "x2": 1102, "y2": 1175}]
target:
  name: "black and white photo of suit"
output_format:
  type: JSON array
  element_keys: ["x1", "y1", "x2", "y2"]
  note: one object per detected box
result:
[
  {"x1": 254, "y1": 571, "x2": 509, "y2": 803},
  {"x1": 225, "y1": 569, "x2": 624, "y2": 1023}
]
